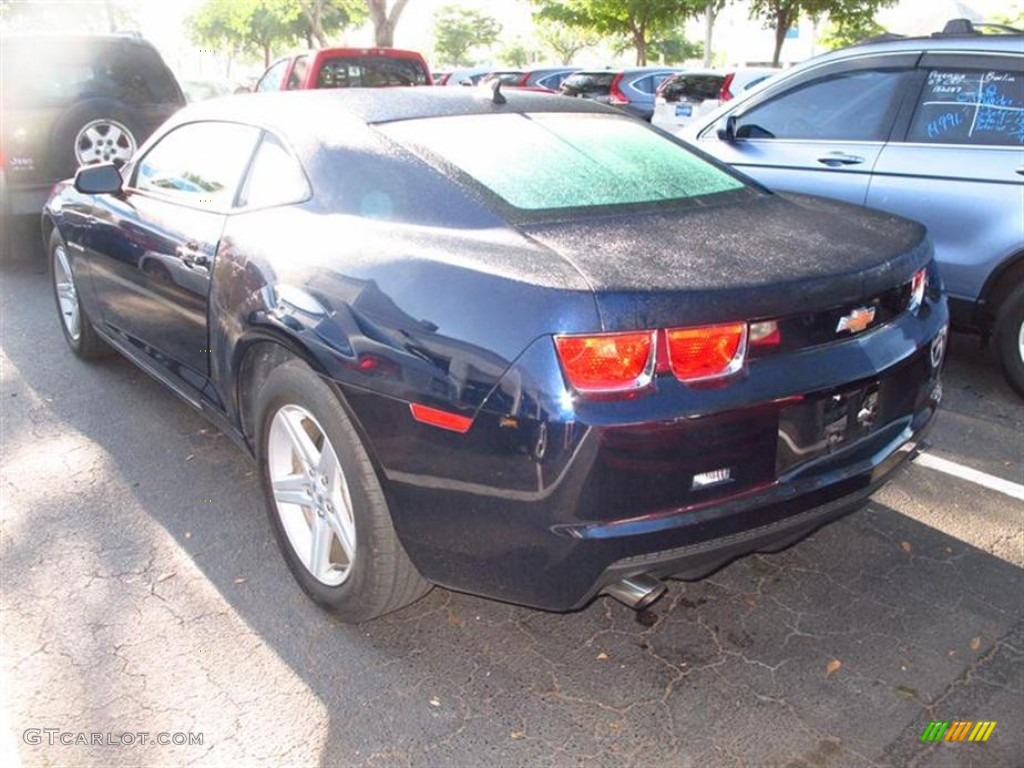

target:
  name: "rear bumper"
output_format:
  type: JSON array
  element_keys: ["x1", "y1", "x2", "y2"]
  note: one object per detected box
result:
[
  {"x1": 580, "y1": 413, "x2": 930, "y2": 607},
  {"x1": 381, "y1": 389, "x2": 938, "y2": 611},
  {"x1": 346, "y1": 296, "x2": 948, "y2": 612},
  {"x1": 0, "y1": 178, "x2": 52, "y2": 217}
]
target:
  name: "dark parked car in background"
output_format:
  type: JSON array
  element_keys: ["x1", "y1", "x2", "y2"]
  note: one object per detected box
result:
[
  {"x1": 684, "y1": 21, "x2": 1024, "y2": 396},
  {"x1": 44, "y1": 89, "x2": 947, "y2": 622},
  {"x1": 255, "y1": 47, "x2": 432, "y2": 91},
  {"x1": 482, "y1": 66, "x2": 580, "y2": 92},
  {"x1": 560, "y1": 67, "x2": 682, "y2": 120},
  {"x1": 0, "y1": 33, "x2": 184, "y2": 225}
]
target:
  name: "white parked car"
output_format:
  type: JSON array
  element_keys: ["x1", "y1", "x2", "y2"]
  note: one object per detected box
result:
[{"x1": 652, "y1": 68, "x2": 777, "y2": 134}]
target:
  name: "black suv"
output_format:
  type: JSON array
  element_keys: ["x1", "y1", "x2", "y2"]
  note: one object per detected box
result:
[{"x1": 1, "y1": 34, "x2": 184, "y2": 224}]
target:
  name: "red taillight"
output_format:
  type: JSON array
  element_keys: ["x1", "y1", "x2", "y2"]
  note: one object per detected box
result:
[
  {"x1": 517, "y1": 73, "x2": 530, "y2": 86},
  {"x1": 717, "y1": 72, "x2": 736, "y2": 102},
  {"x1": 909, "y1": 267, "x2": 928, "y2": 313},
  {"x1": 409, "y1": 403, "x2": 474, "y2": 433},
  {"x1": 554, "y1": 332, "x2": 655, "y2": 393},
  {"x1": 608, "y1": 74, "x2": 629, "y2": 105},
  {"x1": 666, "y1": 323, "x2": 747, "y2": 382}
]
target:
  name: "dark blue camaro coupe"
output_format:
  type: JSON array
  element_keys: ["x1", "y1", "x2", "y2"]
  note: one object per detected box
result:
[{"x1": 43, "y1": 89, "x2": 948, "y2": 621}]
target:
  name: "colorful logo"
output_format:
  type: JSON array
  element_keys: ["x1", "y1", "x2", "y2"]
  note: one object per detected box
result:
[
  {"x1": 836, "y1": 306, "x2": 876, "y2": 334},
  {"x1": 920, "y1": 721, "x2": 997, "y2": 742}
]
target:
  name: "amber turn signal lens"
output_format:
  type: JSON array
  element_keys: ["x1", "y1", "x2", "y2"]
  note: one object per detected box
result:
[
  {"x1": 554, "y1": 332, "x2": 655, "y2": 393},
  {"x1": 666, "y1": 323, "x2": 747, "y2": 382}
]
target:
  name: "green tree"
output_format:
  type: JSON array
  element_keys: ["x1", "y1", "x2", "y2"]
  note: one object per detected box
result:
[
  {"x1": 189, "y1": 0, "x2": 300, "y2": 68},
  {"x1": 527, "y1": 0, "x2": 707, "y2": 66},
  {"x1": 819, "y1": 15, "x2": 885, "y2": 49},
  {"x1": 367, "y1": 0, "x2": 411, "y2": 47},
  {"x1": 535, "y1": 19, "x2": 598, "y2": 65},
  {"x1": 433, "y1": 5, "x2": 501, "y2": 67},
  {"x1": 500, "y1": 40, "x2": 542, "y2": 67},
  {"x1": 993, "y1": 3, "x2": 1024, "y2": 28},
  {"x1": 648, "y1": 29, "x2": 702, "y2": 63},
  {"x1": 747, "y1": 0, "x2": 897, "y2": 66},
  {"x1": 294, "y1": 0, "x2": 365, "y2": 47},
  {"x1": 0, "y1": 0, "x2": 137, "y2": 33}
]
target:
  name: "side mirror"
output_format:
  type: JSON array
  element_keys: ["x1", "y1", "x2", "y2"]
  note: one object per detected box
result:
[
  {"x1": 74, "y1": 163, "x2": 123, "y2": 195},
  {"x1": 717, "y1": 115, "x2": 738, "y2": 142}
]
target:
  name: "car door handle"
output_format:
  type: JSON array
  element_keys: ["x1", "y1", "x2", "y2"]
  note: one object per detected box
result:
[
  {"x1": 1016, "y1": 166, "x2": 1024, "y2": 176},
  {"x1": 817, "y1": 152, "x2": 866, "y2": 167},
  {"x1": 175, "y1": 243, "x2": 210, "y2": 269}
]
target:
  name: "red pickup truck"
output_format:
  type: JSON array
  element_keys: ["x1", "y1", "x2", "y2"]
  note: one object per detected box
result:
[{"x1": 254, "y1": 48, "x2": 432, "y2": 91}]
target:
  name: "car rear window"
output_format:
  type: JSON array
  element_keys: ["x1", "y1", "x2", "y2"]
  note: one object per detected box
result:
[
  {"x1": 382, "y1": 112, "x2": 746, "y2": 212},
  {"x1": 1, "y1": 39, "x2": 179, "y2": 108},
  {"x1": 662, "y1": 74, "x2": 724, "y2": 102},
  {"x1": 316, "y1": 56, "x2": 429, "y2": 87},
  {"x1": 561, "y1": 73, "x2": 614, "y2": 96}
]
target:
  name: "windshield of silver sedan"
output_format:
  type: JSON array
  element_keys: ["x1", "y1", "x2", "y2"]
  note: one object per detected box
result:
[{"x1": 380, "y1": 112, "x2": 746, "y2": 211}]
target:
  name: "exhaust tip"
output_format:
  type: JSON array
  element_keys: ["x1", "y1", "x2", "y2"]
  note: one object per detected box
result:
[{"x1": 603, "y1": 574, "x2": 667, "y2": 610}]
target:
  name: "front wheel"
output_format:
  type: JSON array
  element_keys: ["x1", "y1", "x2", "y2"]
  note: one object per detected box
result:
[
  {"x1": 49, "y1": 230, "x2": 108, "y2": 359},
  {"x1": 993, "y1": 282, "x2": 1024, "y2": 399},
  {"x1": 255, "y1": 359, "x2": 431, "y2": 622}
]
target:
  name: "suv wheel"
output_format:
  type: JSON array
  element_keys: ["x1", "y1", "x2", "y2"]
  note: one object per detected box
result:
[
  {"x1": 993, "y1": 283, "x2": 1024, "y2": 399},
  {"x1": 51, "y1": 100, "x2": 140, "y2": 175},
  {"x1": 74, "y1": 118, "x2": 137, "y2": 166}
]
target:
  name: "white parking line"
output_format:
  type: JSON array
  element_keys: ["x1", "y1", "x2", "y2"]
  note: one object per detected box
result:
[{"x1": 914, "y1": 452, "x2": 1024, "y2": 502}]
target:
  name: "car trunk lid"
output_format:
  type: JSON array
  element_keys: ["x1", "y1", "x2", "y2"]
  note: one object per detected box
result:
[{"x1": 516, "y1": 192, "x2": 930, "y2": 331}]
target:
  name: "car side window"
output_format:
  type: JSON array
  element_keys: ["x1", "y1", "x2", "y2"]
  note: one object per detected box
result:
[
  {"x1": 738, "y1": 69, "x2": 912, "y2": 141},
  {"x1": 286, "y1": 55, "x2": 309, "y2": 90},
  {"x1": 239, "y1": 133, "x2": 310, "y2": 209},
  {"x1": 256, "y1": 59, "x2": 288, "y2": 92},
  {"x1": 907, "y1": 68, "x2": 1023, "y2": 146},
  {"x1": 133, "y1": 122, "x2": 261, "y2": 208},
  {"x1": 632, "y1": 75, "x2": 656, "y2": 94}
]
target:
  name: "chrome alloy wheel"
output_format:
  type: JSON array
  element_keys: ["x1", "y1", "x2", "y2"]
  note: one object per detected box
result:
[
  {"x1": 53, "y1": 243, "x2": 80, "y2": 341},
  {"x1": 74, "y1": 119, "x2": 136, "y2": 166},
  {"x1": 267, "y1": 404, "x2": 357, "y2": 586}
]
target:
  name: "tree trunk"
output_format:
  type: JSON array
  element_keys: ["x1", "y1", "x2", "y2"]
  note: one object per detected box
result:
[
  {"x1": 303, "y1": 2, "x2": 327, "y2": 47},
  {"x1": 369, "y1": 0, "x2": 411, "y2": 48},
  {"x1": 772, "y1": 6, "x2": 794, "y2": 67},
  {"x1": 632, "y1": 24, "x2": 646, "y2": 66},
  {"x1": 772, "y1": 25, "x2": 785, "y2": 65},
  {"x1": 264, "y1": 44, "x2": 272, "y2": 69},
  {"x1": 104, "y1": 0, "x2": 117, "y2": 32},
  {"x1": 703, "y1": 2, "x2": 716, "y2": 68}
]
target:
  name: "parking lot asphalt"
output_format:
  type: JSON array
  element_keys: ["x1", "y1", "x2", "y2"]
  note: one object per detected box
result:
[{"x1": 2, "y1": 223, "x2": 1022, "y2": 768}]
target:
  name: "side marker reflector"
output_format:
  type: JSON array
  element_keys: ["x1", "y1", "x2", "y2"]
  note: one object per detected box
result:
[{"x1": 409, "y1": 403, "x2": 473, "y2": 433}]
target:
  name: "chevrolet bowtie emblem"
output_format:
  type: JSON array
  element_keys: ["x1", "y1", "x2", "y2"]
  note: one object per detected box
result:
[{"x1": 836, "y1": 306, "x2": 876, "y2": 334}]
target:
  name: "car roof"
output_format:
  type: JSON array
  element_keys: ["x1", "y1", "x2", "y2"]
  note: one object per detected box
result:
[
  {"x1": 0, "y1": 32, "x2": 159, "y2": 49},
  {"x1": 168, "y1": 88, "x2": 616, "y2": 137},
  {"x1": 817, "y1": 29, "x2": 1023, "y2": 60},
  {"x1": 311, "y1": 47, "x2": 427, "y2": 58},
  {"x1": 570, "y1": 67, "x2": 681, "y2": 75}
]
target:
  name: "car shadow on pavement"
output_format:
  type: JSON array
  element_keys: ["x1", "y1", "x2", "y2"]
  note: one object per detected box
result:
[{"x1": 2, "y1": 240, "x2": 1021, "y2": 768}]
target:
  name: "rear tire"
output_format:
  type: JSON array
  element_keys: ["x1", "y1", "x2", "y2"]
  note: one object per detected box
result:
[
  {"x1": 49, "y1": 229, "x2": 108, "y2": 359},
  {"x1": 993, "y1": 282, "x2": 1024, "y2": 399},
  {"x1": 255, "y1": 359, "x2": 431, "y2": 622}
]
